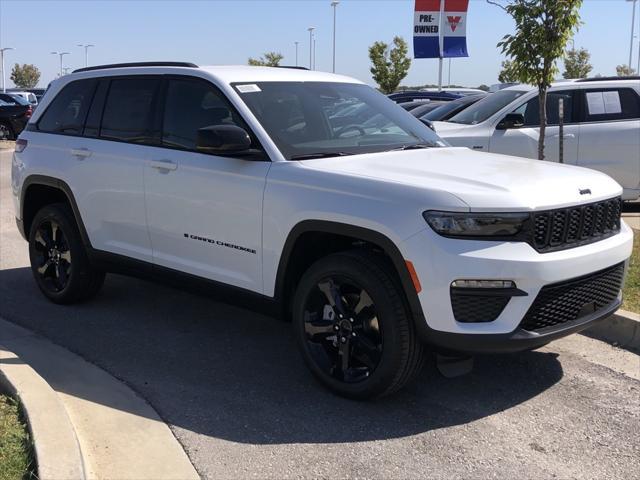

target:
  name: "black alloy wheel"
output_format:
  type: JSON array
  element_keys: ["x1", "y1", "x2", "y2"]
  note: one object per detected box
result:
[
  {"x1": 32, "y1": 220, "x2": 72, "y2": 293},
  {"x1": 302, "y1": 275, "x2": 383, "y2": 383}
]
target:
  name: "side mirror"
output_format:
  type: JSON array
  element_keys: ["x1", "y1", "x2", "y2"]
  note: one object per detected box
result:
[
  {"x1": 196, "y1": 125, "x2": 252, "y2": 154},
  {"x1": 419, "y1": 118, "x2": 435, "y2": 131},
  {"x1": 496, "y1": 113, "x2": 525, "y2": 130}
]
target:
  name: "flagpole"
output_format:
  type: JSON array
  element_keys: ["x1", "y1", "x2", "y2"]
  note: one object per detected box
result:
[{"x1": 438, "y1": 0, "x2": 444, "y2": 91}]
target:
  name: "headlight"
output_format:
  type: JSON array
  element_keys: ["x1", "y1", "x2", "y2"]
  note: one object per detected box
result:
[{"x1": 423, "y1": 211, "x2": 529, "y2": 238}]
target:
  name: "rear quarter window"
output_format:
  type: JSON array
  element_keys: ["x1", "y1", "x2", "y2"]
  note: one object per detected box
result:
[
  {"x1": 582, "y1": 88, "x2": 640, "y2": 122},
  {"x1": 37, "y1": 79, "x2": 97, "y2": 135}
]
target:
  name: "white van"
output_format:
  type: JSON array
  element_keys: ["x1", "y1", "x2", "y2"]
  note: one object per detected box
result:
[
  {"x1": 433, "y1": 78, "x2": 640, "y2": 201},
  {"x1": 9, "y1": 91, "x2": 38, "y2": 107}
]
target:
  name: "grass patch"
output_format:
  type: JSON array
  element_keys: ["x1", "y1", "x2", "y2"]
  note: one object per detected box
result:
[
  {"x1": 622, "y1": 229, "x2": 639, "y2": 313},
  {"x1": 0, "y1": 395, "x2": 36, "y2": 480}
]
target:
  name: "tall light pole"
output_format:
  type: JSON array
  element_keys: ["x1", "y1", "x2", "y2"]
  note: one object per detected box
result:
[
  {"x1": 629, "y1": 0, "x2": 638, "y2": 70},
  {"x1": 0, "y1": 47, "x2": 14, "y2": 93},
  {"x1": 77, "y1": 44, "x2": 94, "y2": 67},
  {"x1": 307, "y1": 27, "x2": 315, "y2": 70},
  {"x1": 331, "y1": 1, "x2": 339, "y2": 73},
  {"x1": 294, "y1": 41, "x2": 299, "y2": 67},
  {"x1": 51, "y1": 51, "x2": 70, "y2": 77}
]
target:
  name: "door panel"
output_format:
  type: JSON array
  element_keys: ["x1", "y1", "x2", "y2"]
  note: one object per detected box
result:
[
  {"x1": 143, "y1": 76, "x2": 270, "y2": 292},
  {"x1": 578, "y1": 120, "x2": 640, "y2": 192},
  {"x1": 144, "y1": 148, "x2": 270, "y2": 291},
  {"x1": 490, "y1": 125, "x2": 579, "y2": 163},
  {"x1": 67, "y1": 137, "x2": 152, "y2": 261}
]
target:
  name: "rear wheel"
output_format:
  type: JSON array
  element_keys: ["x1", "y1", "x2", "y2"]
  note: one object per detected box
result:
[
  {"x1": 28, "y1": 203, "x2": 105, "y2": 304},
  {"x1": 293, "y1": 251, "x2": 424, "y2": 399}
]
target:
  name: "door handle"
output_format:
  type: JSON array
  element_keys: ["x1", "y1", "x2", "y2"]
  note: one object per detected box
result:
[
  {"x1": 553, "y1": 133, "x2": 575, "y2": 138},
  {"x1": 71, "y1": 148, "x2": 92, "y2": 159},
  {"x1": 149, "y1": 159, "x2": 178, "y2": 172}
]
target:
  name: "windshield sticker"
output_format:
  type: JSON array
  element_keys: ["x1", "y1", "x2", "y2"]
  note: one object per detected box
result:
[{"x1": 236, "y1": 84, "x2": 262, "y2": 93}]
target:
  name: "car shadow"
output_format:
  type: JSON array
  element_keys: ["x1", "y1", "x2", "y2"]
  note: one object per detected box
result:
[{"x1": 0, "y1": 266, "x2": 563, "y2": 445}]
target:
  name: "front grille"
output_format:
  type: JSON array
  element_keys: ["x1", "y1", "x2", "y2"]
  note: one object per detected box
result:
[
  {"x1": 451, "y1": 292, "x2": 510, "y2": 323},
  {"x1": 520, "y1": 263, "x2": 625, "y2": 332},
  {"x1": 531, "y1": 197, "x2": 621, "y2": 252}
]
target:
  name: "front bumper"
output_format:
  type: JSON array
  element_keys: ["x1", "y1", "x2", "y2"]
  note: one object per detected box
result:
[{"x1": 401, "y1": 220, "x2": 634, "y2": 351}]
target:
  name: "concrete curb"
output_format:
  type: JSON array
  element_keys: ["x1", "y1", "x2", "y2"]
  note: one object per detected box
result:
[
  {"x1": 0, "y1": 318, "x2": 200, "y2": 480},
  {"x1": 0, "y1": 322, "x2": 86, "y2": 480},
  {"x1": 583, "y1": 309, "x2": 640, "y2": 352}
]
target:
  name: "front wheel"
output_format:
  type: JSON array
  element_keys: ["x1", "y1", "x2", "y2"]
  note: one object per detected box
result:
[{"x1": 292, "y1": 251, "x2": 425, "y2": 399}]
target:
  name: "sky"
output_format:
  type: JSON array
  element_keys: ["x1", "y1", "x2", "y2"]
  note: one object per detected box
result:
[{"x1": 0, "y1": 0, "x2": 638, "y2": 89}]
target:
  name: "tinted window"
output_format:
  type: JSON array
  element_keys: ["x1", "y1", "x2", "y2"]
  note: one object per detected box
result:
[
  {"x1": 162, "y1": 78, "x2": 252, "y2": 151},
  {"x1": 100, "y1": 77, "x2": 160, "y2": 143},
  {"x1": 512, "y1": 91, "x2": 574, "y2": 126},
  {"x1": 83, "y1": 80, "x2": 109, "y2": 137},
  {"x1": 582, "y1": 88, "x2": 640, "y2": 122},
  {"x1": 38, "y1": 80, "x2": 96, "y2": 134}
]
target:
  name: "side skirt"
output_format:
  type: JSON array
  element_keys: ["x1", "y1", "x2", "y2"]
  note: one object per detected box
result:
[{"x1": 87, "y1": 249, "x2": 279, "y2": 318}]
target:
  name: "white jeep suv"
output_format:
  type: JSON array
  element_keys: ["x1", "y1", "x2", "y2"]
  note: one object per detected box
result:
[
  {"x1": 11, "y1": 63, "x2": 634, "y2": 399},
  {"x1": 432, "y1": 78, "x2": 640, "y2": 201}
]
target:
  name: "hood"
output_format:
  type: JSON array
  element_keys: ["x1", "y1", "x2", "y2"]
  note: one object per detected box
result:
[
  {"x1": 431, "y1": 120, "x2": 475, "y2": 135},
  {"x1": 299, "y1": 147, "x2": 622, "y2": 211}
]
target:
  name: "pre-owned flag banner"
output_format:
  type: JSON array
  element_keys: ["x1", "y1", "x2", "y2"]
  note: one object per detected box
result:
[{"x1": 413, "y1": 0, "x2": 469, "y2": 58}]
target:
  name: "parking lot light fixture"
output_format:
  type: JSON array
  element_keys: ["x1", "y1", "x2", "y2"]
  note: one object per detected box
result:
[
  {"x1": 51, "y1": 51, "x2": 71, "y2": 77},
  {"x1": 307, "y1": 27, "x2": 315, "y2": 70},
  {"x1": 331, "y1": 1, "x2": 339, "y2": 73},
  {"x1": 0, "y1": 47, "x2": 14, "y2": 93},
  {"x1": 77, "y1": 44, "x2": 94, "y2": 67}
]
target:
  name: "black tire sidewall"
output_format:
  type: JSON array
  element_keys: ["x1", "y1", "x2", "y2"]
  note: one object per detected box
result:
[{"x1": 292, "y1": 253, "x2": 411, "y2": 399}]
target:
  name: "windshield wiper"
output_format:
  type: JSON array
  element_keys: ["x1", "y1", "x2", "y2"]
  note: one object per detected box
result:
[
  {"x1": 387, "y1": 143, "x2": 437, "y2": 152},
  {"x1": 290, "y1": 152, "x2": 355, "y2": 160}
]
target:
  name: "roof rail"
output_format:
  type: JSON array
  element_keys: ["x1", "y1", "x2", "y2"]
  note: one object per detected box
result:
[
  {"x1": 575, "y1": 75, "x2": 640, "y2": 82},
  {"x1": 273, "y1": 65, "x2": 310, "y2": 70},
  {"x1": 73, "y1": 62, "x2": 198, "y2": 73}
]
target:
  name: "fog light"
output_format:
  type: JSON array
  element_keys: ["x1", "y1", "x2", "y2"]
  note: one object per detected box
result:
[{"x1": 451, "y1": 279, "x2": 516, "y2": 289}]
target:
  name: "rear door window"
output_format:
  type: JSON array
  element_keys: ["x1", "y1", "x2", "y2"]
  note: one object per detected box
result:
[
  {"x1": 37, "y1": 79, "x2": 97, "y2": 135},
  {"x1": 581, "y1": 88, "x2": 640, "y2": 122},
  {"x1": 100, "y1": 77, "x2": 160, "y2": 144}
]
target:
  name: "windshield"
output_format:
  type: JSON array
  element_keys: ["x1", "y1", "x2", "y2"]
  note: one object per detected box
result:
[
  {"x1": 235, "y1": 82, "x2": 445, "y2": 159},
  {"x1": 447, "y1": 89, "x2": 527, "y2": 125}
]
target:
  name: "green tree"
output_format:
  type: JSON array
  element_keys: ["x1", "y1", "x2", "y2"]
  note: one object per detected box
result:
[
  {"x1": 616, "y1": 64, "x2": 637, "y2": 76},
  {"x1": 563, "y1": 47, "x2": 592, "y2": 78},
  {"x1": 10, "y1": 63, "x2": 41, "y2": 89},
  {"x1": 248, "y1": 52, "x2": 284, "y2": 67},
  {"x1": 368, "y1": 36, "x2": 412, "y2": 94},
  {"x1": 489, "y1": 0, "x2": 582, "y2": 160},
  {"x1": 497, "y1": 60, "x2": 518, "y2": 83}
]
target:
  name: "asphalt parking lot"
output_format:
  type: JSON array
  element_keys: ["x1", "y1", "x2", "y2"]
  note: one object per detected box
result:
[{"x1": 0, "y1": 149, "x2": 639, "y2": 479}]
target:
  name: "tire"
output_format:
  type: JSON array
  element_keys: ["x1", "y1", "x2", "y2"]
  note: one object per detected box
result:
[
  {"x1": 28, "y1": 203, "x2": 105, "y2": 304},
  {"x1": 0, "y1": 122, "x2": 14, "y2": 141},
  {"x1": 292, "y1": 250, "x2": 425, "y2": 399}
]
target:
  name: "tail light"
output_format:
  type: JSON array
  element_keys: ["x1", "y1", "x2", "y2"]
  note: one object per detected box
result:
[
  {"x1": 15, "y1": 139, "x2": 28, "y2": 153},
  {"x1": 25, "y1": 106, "x2": 33, "y2": 118}
]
